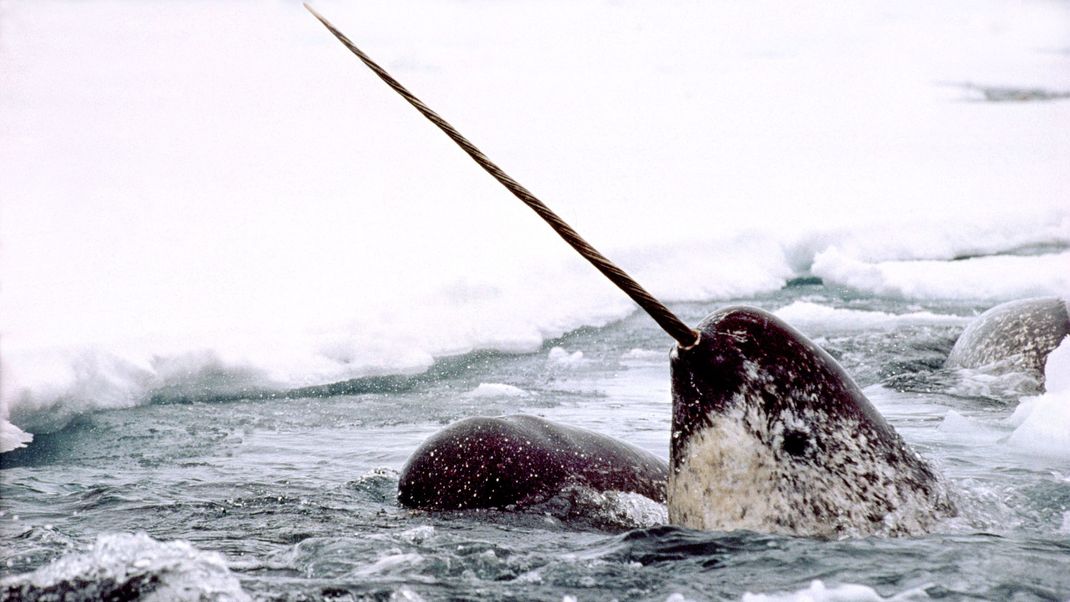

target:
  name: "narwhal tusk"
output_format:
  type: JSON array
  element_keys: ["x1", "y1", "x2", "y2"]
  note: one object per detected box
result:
[{"x1": 304, "y1": 4, "x2": 700, "y2": 348}]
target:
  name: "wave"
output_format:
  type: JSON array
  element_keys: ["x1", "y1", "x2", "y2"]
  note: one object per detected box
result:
[
  {"x1": 773, "y1": 301, "x2": 970, "y2": 331},
  {"x1": 0, "y1": 532, "x2": 249, "y2": 602},
  {"x1": 740, "y1": 579, "x2": 930, "y2": 601}
]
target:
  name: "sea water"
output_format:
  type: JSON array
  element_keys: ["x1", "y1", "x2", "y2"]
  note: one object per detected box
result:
[{"x1": 2, "y1": 1, "x2": 1069, "y2": 600}]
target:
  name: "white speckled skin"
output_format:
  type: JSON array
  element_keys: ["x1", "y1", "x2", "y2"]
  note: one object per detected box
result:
[
  {"x1": 668, "y1": 405, "x2": 951, "y2": 537},
  {"x1": 669, "y1": 307, "x2": 954, "y2": 537},
  {"x1": 946, "y1": 297, "x2": 1070, "y2": 385}
]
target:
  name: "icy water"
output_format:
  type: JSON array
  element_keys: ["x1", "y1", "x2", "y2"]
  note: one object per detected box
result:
[{"x1": 3, "y1": 285, "x2": 1069, "y2": 601}]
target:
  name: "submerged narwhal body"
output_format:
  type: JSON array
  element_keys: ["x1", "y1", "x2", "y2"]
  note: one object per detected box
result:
[
  {"x1": 946, "y1": 296, "x2": 1069, "y2": 391},
  {"x1": 398, "y1": 415, "x2": 668, "y2": 509},
  {"x1": 307, "y1": 5, "x2": 954, "y2": 536}
]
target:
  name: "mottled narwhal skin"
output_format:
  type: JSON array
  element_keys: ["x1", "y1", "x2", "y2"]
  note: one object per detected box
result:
[
  {"x1": 668, "y1": 306, "x2": 954, "y2": 537},
  {"x1": 398, "y1": 415, "x2": 668, "y2": 510},
  {"x1": 946, "y1": 297, "x2": 1069, "y2": 388}
]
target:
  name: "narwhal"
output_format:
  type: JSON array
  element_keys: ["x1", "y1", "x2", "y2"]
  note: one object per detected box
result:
[
  {"x1": 306, "y1": 5, "x2": 955, "y2": 537},
  {"x1": 946, "y1": 297, "x2": 1069, "y2": 392}
]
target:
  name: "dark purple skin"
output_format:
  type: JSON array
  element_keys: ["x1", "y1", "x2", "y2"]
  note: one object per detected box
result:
[{"x1": 397, "y1": 415, "x2": 668, "y2": 510}]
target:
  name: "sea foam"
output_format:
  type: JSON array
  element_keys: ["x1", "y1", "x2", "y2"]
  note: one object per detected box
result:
[
  {"x1": 0, "y1": 532, "x2": 250, "y2": 602},
  {"x1": 741, "y1": 580, "x2": 929, "y2": 601},
  {"x1": 773, "y1": 302, "x2": 968, "y2": 331}
]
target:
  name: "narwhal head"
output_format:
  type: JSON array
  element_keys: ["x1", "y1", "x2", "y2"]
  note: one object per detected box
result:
[{"x1": 667, "y1": 306, "x2": 952, "y2": 537}]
